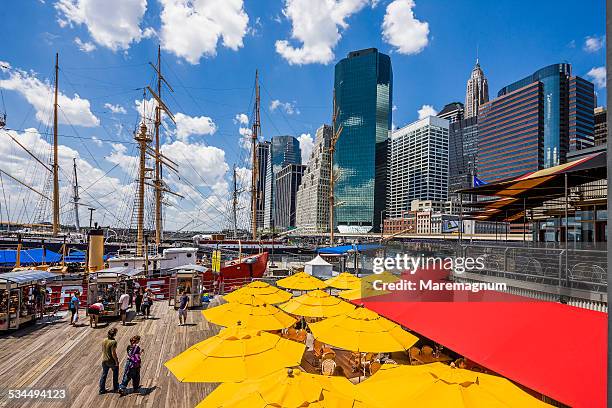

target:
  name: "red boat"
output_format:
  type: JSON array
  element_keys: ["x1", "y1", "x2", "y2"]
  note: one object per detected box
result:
[{"x1": 202, "y1": 251, "x2": 269, "y2": 291}]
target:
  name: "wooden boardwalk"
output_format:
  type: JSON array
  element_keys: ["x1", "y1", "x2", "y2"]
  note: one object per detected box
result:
[{"x1": 0, "y1": 300, "x2": 222, "y2": 408}]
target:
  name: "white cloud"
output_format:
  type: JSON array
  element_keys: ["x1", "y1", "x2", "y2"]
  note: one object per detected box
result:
[
  {"x1": 586, "y1": 66, "x2": 606, "y2": 89},
  {"x1": 382, "y1": 0, "x2": 429, "y2": 55},
  {"x1": 159, "y1": 0, "x2": 249, "y2": 64},
  {"x1": 239, "y1": 126, "x2": 252, "y2": 150},
  {"x1": 584, "y1": 35, "x2": 604, "y2": 53},
  {"x1": 270, "y1": 99, "x2": 299, "y2": 115},
  {"x1": 74, "y1": 37, "x2": 96, "y2": 52},
  {"x1": 0, "y1": 63, "x2": 99, "y2": 127},
  {"x1": 417, "y1": 104, "x2": 437, "y2": 119},
  {"x1": 104, "y1": 102, "x2": 127, "y2": 114},
  {"x1": 174, "y1": 112, "x2": 217, "y2": 140},
  {"x1": 297, "y1": 133, "x2": 313, "y2": 164},
  {"x1": 392, "y1": 104, "x2": 397, "y2": 111},
  {"x1": 234, "y1": 113, "x2": 249, "y2": 125},
  {"x1": 275, "y1": 0, "x2": 370, "y2": 65},
  {"x1": 55, "y1": 0, "x2": 149, "y2": 51},
  {"x1": 91, "y1": 135, "x2": 103, "y2": 146}
]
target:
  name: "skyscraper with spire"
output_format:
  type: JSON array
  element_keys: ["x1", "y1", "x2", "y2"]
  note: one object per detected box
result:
[{"x1": 464, "y1": 59, "x2": 489, "y2": 118}]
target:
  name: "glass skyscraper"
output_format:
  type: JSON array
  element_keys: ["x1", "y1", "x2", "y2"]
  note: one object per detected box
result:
[
  {"x1": 263, "y1": 135, "x2": 301, "y2": 229},
  {"x1": 333, "y1": 48, "x2": 392, "y2": 233}
]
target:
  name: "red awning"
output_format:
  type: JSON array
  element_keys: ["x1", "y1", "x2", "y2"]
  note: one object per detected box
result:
[{"x1": 360, "y1": 292, "x2": 606, "y2": 407}]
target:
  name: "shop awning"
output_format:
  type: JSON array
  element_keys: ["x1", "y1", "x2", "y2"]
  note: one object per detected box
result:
[
  {"x1": 0, "y1": 270, "x2": 58, "y2": 284},
  {"x1": 458, "y1": 152, "x2": 607, "y2": 222},
  {"x1": 317, "y1": 244, "x2": 382, "y2": 255},
  {"x1": 360, "y1": 293, "x2": 606, "y2": 407}
]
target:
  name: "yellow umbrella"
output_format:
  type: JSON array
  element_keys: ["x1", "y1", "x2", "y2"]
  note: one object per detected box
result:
[
  {"x1": 277, "y1": 272, "x2": 328, "y2": 291},
  {"x1": 309, "y1": 306, "x2": 418, "y2": 353},
  {"x1": 278, "y1": 290, "x2": 356, "y2": 318},
  {"x1": 357, "y1": 363, "x2": 552, "y2": 407},
  {"x1": 203, "y1": 295, "x2": 297, "y2": 330},
  {"x1": 224, "y1": 280, "x2": 292, "y2": 304},
  {"x1": 360, "y1": 271, "x2": 399, "y2": 285},
  {"x1": 197, "y1": 368, "x2": 381, "y2": 408},
  {"x1": 338, "y1": 286, "x2": 389, "y2": 301},
  {"x1": 164, "y1": 325, "x2": 305, "y2": 382},
  {"x1": 325, "y1": 272, "x2": 362, "y2": 290}
]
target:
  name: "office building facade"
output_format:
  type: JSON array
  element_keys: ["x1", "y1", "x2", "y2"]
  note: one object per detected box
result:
[
  {"x1": 274, "y1": 164, "x2": 306, "y2": 230},
  {"x1": 255, "y1": 141, "x2": 270, "y2": 231},
  {"x1": 465, "y1": 60, "x2": 489, "y2": 118},
  {"x1": 448, "y1": 116, "x2": 478, "y2": 197},
  {"x1": 594, "y1": 106, "x2": 607, "y2": 146},
  {"x1": 569, "y1": 76, "x2": 595, "y2": 150},
  {"x1": 478, "y1": 81, "x2": 543, "y2": 182},
  {"x1": 437, "y1": 102, "x2": 464, "y2": 124},
  {"x1": 333, "y1": 48, "x2": 392, "y2": 233},
  {"x1": 263, "y1": 135, "x2": 301, "y2": 229},
  {"x1": 295, "y1": 124, "x2": 332, "y2": 233},
  {"x1": 388, "y1": 116, "x2": 449, "y2": 219}
]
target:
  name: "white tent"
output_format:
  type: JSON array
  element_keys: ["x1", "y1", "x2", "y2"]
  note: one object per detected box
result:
[{"x1": 304, "y1": 255, "x2": 333, "y2": 277}]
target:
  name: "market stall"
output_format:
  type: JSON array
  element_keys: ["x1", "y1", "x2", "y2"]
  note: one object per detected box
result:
[
  {"x1": 87, "y1": 267, "x2": 140, "y2": 318},
  {"x1": 0, "y1": 270, "x2": 56, "y2": 330},
  {"x1": 169, "y1": 264, "x2": 205, "y2": 309}
]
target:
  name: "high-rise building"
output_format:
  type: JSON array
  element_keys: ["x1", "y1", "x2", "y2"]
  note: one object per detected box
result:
[
  {"x1": 334, "y1": 48, "x2": 392, "y2": 233},
  {"x1": 594, "y1": 106, "x2": 607, "y2": 146},
  {"x1": 295, "y1": 124, "x2": 332, "y2": 233},
  {"x1": 448, "y1": 116, "x2": 478, "y2": 197},
  {"x1": 497, "y1": 63, "x2": 594, "y2": 168},
  {"x1": 388, "y1": 116, "x2": 449, "y2": 219},
  {"x1": 263, "y1": 135, "x2": 301, "y2": 229},
  {"x1": 569, "y1": 76, "x2": 595, "y2": 150},
  {"x1": 274, "y1": 163, "x2": 306, "y2": 230},
  {"x1": 437, "y1": 102, "x2": 464, "y2": 124},
  {"x1": 255, "y1": 141, "x2": 270, "y2": 231},
  {"x1": 480, "y1": 63, "x2": 596, "y2": 182},
  {"x1": 478, "y1": 81, "x2": 543, "y2": 182},
  {"x1": 464, "y1": 60, "x2": 489, "y2": 119}
]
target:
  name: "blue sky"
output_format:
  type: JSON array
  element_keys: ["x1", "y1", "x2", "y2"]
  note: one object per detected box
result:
[{"x1": 0, "y1": 0, "x2": 606, "y2": 231}]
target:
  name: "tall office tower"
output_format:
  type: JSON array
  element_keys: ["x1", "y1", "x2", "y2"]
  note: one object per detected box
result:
[
  {"x1": 255, "y1": 141, "x2": 270, "y2": 231},
  {"x1": 437, "y1": 102, "x2": 464, "y2": 124},
  {"x1": 274, "y1": 164, "x2": 306, "y2": 230},
  {"x1": 295, "y1": 124, "x2": 332, "y2": 233},
  {"x1": 334, "y1": 48, "x2": 392, "y2": 233},
  {"x1": 263, "y1": 136, "x2": 301, "y2": 229},
  {"x1": 569, "y1": 76, "x2": 595, "y2": 150},
  {"x1": 594, "y1": 107, "x2": 607, "y2": 145},
  {"x1": 388, "y1": 116, "x2": 449, "y2": 219},
  {"x1": 478, "y1": 81, "x2": 543, "y2": 183},
  {"x1": 464, "y1": 59, "x2": 489, "y2": 119},
  {"x1": 448, "y1": 116, "x2": 478, "y2": 198},
  {"x1": 497, "y1": 63, "x2": 595, "y2": 169}
]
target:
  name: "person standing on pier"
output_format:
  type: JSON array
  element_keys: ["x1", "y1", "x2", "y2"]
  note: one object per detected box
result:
[
  {"x1": 69, "y1": 291, "x2": 80, "y2": 326},
  {"x1": 99, "y1": 328, "x2": 119, "y2": 394},
  {"x1": 135, "y1": 288, "x2": 143, "y2": 317},
  {"x1": 141, "y1": 288, "x2": 152, "y2": 319},
  {"x1": 119, "y1": 291, "x2": 131, "y2": 326},
  {"x1": 119, "y1": 335, "x2": 142, "y2": 396},
  {"x1": 177, "y1": 291, "x2": 189, "y2": 326}
]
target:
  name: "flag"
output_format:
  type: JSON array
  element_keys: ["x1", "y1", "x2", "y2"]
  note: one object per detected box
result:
[{"x1": 473, "y1": 176, "x2": 487, "y2": 187}]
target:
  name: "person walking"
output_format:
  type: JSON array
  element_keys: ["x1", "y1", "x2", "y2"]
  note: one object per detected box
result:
[
  {"x1": 177, "y1": 291, "x2": 189, "y2": 326},
  {"x1": 119, "y1": 291, "x2": 131, "y2": 326},
  {"x1": 134, "y1": 288, "x2": 143, "y2": 316},
  {"x1": 141, "y1": 288, "x2": 152, "y2": 319},
  {"x1": 119, "y1": 335, "x2": 142, "y2": 396},
  {"x1": 68, "y1": 291, "x2": 80, "y2": 326},
  {"x1": 99, "y1": 328, "x2": 119, "y2": 394}
]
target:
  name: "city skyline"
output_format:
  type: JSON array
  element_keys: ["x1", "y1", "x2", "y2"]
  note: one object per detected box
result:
[{"x1": 0, "y1": 0, "x2": 606, "y2": 231}]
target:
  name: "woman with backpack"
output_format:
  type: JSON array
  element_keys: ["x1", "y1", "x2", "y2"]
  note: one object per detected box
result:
[{"x1": 118, "y1": 335, "x2": 142, "y2": 396}]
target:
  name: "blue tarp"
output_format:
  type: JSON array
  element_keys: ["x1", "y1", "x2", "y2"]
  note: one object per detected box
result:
[
  {"x1": 317, "y1": 243, "x2": 382, "y2": 255},
  {"x1": 0, "y1": 248, "x2": 62, "y2": 265}
]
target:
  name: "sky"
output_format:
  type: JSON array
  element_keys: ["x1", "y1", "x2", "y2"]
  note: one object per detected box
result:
[{"x1": 0, "y1": 0, "x2": 606, "y2": 232}]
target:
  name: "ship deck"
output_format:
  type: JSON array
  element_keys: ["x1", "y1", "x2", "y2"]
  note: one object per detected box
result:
[{"x1": 0, "y1": 301, "x2": 221, "y2": 408}]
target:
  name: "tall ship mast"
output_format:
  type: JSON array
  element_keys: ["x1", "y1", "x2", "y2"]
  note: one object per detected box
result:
[{"x1": 250, "y1": 70, "x2": 261, "y2": 240}]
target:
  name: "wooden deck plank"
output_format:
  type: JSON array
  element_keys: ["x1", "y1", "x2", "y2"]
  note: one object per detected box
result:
[{"x1": 0, "y1": 300, "x2": 222, "y2": 408}]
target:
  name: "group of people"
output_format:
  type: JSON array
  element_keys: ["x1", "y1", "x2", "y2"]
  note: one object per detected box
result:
[{"x1": 99, "y1": 327, "x2": 143, "y2": 396}]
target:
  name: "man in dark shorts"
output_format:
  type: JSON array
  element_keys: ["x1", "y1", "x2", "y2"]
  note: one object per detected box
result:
[
  {"x1": 178, "y1": 291, "x2": 189, "y2": 326},
  {"x1": 99, "y1": 328, "x2": 119, "y2": 394}
]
